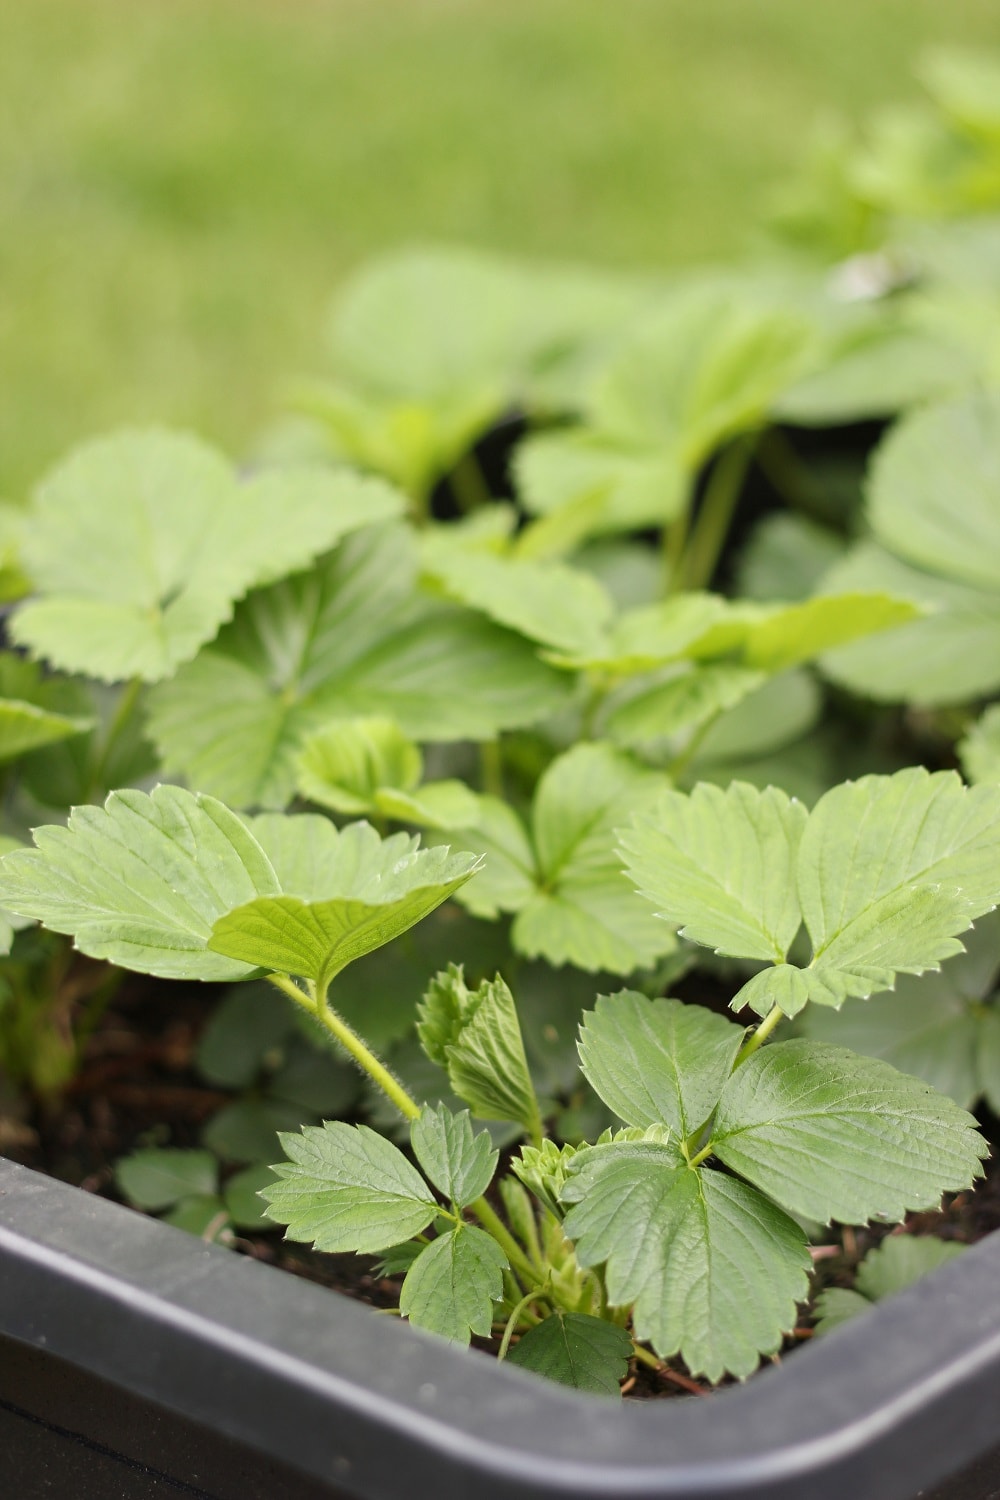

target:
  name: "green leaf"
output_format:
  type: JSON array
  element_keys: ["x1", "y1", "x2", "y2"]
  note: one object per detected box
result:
[
  {"x1": 561, "y1": 1142, "x2": 809, "y2": 1381},
  {"x1": 223, "y1": 1164, "x2": 279, "y2": 1230},
  {"x1": 202, "y1": 1098, "x2": 309, "y2": 1165},
  {"x1": 690, "y1": 670, "x2": 821, "y2": 767},
  {"x1": 736, "y1": 515, "x2": 845, "y2": 603},
  {"x1": 262, "y1": 1121, "x2": 437, "y2": 1252},
  {"x1": 399, "y1": 1224, "x2": 507, "y2": 1345},
  {"x1": 514, "y1": 431, "x2": 686, "y2": 544},
  {"x1": 960, "y1": 705, "x2": 1000, "y2": 785},
  {"x1": 620, "y1": 781, "x2": 807, "y2": 963},
  {"x1": 713, "y1": 1040, "x2": 988, "y2": 1224},
  {"x1": 10, "y1": 429, "x2": 404, "y2": 682},
  {"x1": 410, "y1": 1104, "x2": 498, "y2": 1209},
  {"x1": 268, "y1": 1033, "x2": 360, "y2": 1117},
  {"x1": 161, "y1": 1196, "x2": 231, "y2": 1241},
  {"x1": 792, "y1": 769, "x2": 1000, "y2": 1010},
  {"x1": 148, "y1": 523, "x2": 568, "y2": 808},
  {"x1": 421, "y1": 541, "x2": 614, "y2": 656},
  {"x1": 416, "y1": 967, "x2": 540, "y2": 1136},
  {"x1": 797, "y1": 912, "x2": 1000, "y2": 1110},
  {"x1": 196, "y1": 982, "x2": 295, "y2": 1089},
  {"x1": 855, "y1": 1234, "x2": 966, "y2": 1301},
  {"x1": 0, "y1": 654, "x2": 93, "y2": 761},
  {"x1": 507, "y1": 1312, "x2": 633, "y2": 1396},
  {"x1": 592, "y1": 288, "x2": 812, "y2": 471},
  {"x1": 451, "y1": 744, "x2": 674, "y2": 974},
  {"x1": 867, "y1": 393, "x2": 1000, "y2": 592},
  {"x1": 601, "y1": 664, "x2": 766, "y2": 751},
  {"x1": 820, "y1": 542, "x2": 1000, "y2": 707},
  {"x1": 578, "y1": 992, "x2": 743, "y2": 1135},
  {"x1": 811, "y1": 1287, "x2": 871, "y2": 1336},
  {"x1": 296, "y1": 718, "x2": 479, "y2": 829},
  {"x1": 0, "y1": 785, "x2": 280, "y2": 981},
  {"x1": 115, "y1": 1148, "x2": 218, "y2": 1211},
  {"x1": 739, "y1": 593, "x2": 920, "y2": 674},
  {"x1": 208, "y1": 823, "x2": 482, "y2": 991}
]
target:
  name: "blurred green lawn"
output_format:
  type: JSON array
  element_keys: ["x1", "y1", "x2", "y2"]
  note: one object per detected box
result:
[{"x1": 1, "y1": 0, "x2": 998, "y2": 498}]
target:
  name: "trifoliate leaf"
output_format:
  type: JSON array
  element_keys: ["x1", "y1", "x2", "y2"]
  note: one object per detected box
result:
[
  {"x1": 416, "y1": 967, "x2": 540, "y2": 1137},
  {"x1": 578, "y1": 992, "x2": 743, "y2": 1136},
  {"x1": 620, "y1": 781, "x2": 807, "y2": 963},
  {"x1": 794, "y1": 769, "x2": 1000, "y2": 1008},
  {"x1": 420, "y1": 541, "x2": 614, "y2": 656},
  {"x1": 507, "y1": 1312, "x2": 633, "y2": 1396},
  {"x1": 410, "y1": 1104, "x2": 498, "y2": 1209},
  {"x1": 713, "y1": 1040, "x2": 987, "y2": 1224},
  {"x1": 561, "y1": 1142, "x2": 809, "y2": 1381},
  {"x1": 960, "y1": 705, "x2": 1000, "y2": 785},
  {"x1": 10, "y1": 429, "x2": 404, "y2": 681},
  {"x1": 148, "y1": 523, "x2": 568, "y2": 808},
  {"x1": 262, "y1": 1121, "x2": 437, "y2": 1252},
  {"x1": 399, "y1": 1224, "x2": 507, "y2": 1345},
  {"x1": 208, "y1": 823, "x2": 483, "y2": 991},
  {"x1": 296, "y1": 718, "x2": 479, "y2": 829},
  {"x1": 115, "y1": 1149, "x2": 218, "y2": 1212},
  {"x1": 0, "y1": 785, "x2": 280, "y2": 981}
]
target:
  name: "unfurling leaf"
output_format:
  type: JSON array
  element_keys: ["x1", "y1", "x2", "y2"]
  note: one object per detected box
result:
[
  {"x1": 410, "y1": 1103, "x2": 498, "y2": 1209},
  {"x1": 417, "y1": 966, "x2": 540, "y2": 1138}
]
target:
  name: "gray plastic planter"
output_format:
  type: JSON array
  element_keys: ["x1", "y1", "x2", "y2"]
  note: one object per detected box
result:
[{"x1": 2, "y1": 1156, "x2": 1000, "y2": 1500}]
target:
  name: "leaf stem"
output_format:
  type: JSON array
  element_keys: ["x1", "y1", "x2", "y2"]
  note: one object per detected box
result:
[
  {"x1": 266, "y1": 972, "x2": 421, "y2": 1121},
  {"x1": 497, "y1": 1287, "x2": 550, "y2": 1360},
  {"x1": 89, "y1": 676, "x2": 143, "y2": 799},
  {"x1": 479, "y1": 737, "x2": 504, "y2": 799},
  {"x1": 663, "y1": 484, "x2": 692, "y2": 596},
  {"x1": 733, "y1": 1003, "x2": 786, "y2": 1068},
  {"x1": 679, "y1": 435, "x2": 754, "y2": 592},
  {"x1": 631, "y1": 1342, "x2": 661, "y2": 1371}
]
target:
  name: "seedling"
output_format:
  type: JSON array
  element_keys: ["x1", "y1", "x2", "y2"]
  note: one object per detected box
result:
[{"x1": 0, "y1": 767, "x2": 992, "y2": 1391}]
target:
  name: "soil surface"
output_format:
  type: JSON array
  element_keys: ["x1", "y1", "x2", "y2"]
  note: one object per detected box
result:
[{"x1": 4, "y1": 963, "x2": 999, "y2": 1402}]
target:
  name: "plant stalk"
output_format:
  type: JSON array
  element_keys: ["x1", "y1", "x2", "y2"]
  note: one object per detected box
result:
[
  {"x1": 679, "y1": 435, "x2": 754, "y2": 592},
  {"x1": 733, "y1": 1002, "x2": 785, "y2": 1068}
]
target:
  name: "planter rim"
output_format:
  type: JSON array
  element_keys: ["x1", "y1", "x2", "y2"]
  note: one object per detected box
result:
[{"x1": 2, "y1": 1156, "x2": 1000, "y2": 1500}]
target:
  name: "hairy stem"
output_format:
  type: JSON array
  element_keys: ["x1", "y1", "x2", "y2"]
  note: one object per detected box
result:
[
  {"x1": 497, "y1": 1288, "x2": 550, "y2": 1360},
  {"x1": 266, "y1": 972, "x2": 421, "y2": 1121},
  {"x1": 733, "y1": 1003, "x2": 786, "y2": 1068}
]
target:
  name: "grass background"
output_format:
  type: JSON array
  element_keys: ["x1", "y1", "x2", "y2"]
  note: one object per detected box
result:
[{"x1": 2, "y1": 0, "x2": 998, "y2": 499}]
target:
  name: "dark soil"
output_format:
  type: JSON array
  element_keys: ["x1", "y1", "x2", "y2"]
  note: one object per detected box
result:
[{"x1": 4, "y1": 963, "x2": 999, "y2": 1402}]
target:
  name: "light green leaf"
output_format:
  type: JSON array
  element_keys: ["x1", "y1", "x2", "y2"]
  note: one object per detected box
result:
[
  {"x1": 811, "y1": 1287, "x2": 871, "y2": 1336},
  {"x1": 515, "y1": 430, "x2": 686, "y2": 544},
  {"x1": 794, "y1": 768, "x2": 1000, "y2": 1007},
  {"x1": 0, "y1": 785, "x2": 279, "y2": 981},
  {"x1": 507, "y1": 1312, "x2": 633, "y2": 1396},
  {"x1": 713, "y1": 1040, "x2": 987, "y2": 1224},
  {"x1": 148, "y1": 523, "x2": 568, "y2": 808},
  {"x1": 0, "y1": 654, "x2": 93, "y2": 762},
  {"x1": 115, "y1": 1149, "x2": 218, "y2": 1211},
  {"x1": 421, "y1": 541, "x2": 614, "y2": 656},
  {"x1": 736, "y1": 515, "x2": 846, "y2": 603},
  {"x1": 740, "y1": 593, "x2": 920, "y2": 674},
  {"x1": 296, "y1": 718, "x2": 422, "y2": 816},
  {"x1": 561, "y1": 1143, "x2": 809, "y2": 1381},
  {"x1": 443, "y1": 797, "x2": 536, "y2": 920},
  {"x1": 960, "y1": 705, "x2": 1000, "y2": 785},
  {"x1": 161, "y1": 1195, "x2": 231, "y2": 1241},
  {"x1": 578, "y1": 992, "x2": 743, "y2": 1135},
  {"x1": 855, "y1": 1234, "x2": 966, "y2": 1301},
  {"x1": 546, "y1": 593, "x2": 732, "y2": 674},
  {"x1": 10, "y1": 429, "x2": 403, "y2": 681},
  {"x1": 601, "y1": 664, "x2": 766, "y2": 750},
  {"x1": 867, "y1": 393, "x2": 1000, "y2": 592},
  {"x1": 410, "y1": 1104, "x2": 498, "y2": 1209},
  {"x1": 592, "y1": 288, "x2": 812, "y2": 471},
  {"x1": 416, "y1": 967, "x2": 540, "y2": 1136},
  {"x1": 691, "y1": 670, "x2": 821, "y2": 766},
  {"x1": 262, "y1": 1121, "x2": 436, "y2": 1252},
  {"x1": 400, "y1": 1224, "x2": 507, "y2": 1345},
  {"x1": 820, "y1": 543, "x2": 1000, "y2": 707},
  {"x1": 208, "y1": 824, "x2": 483, "y2": 991},
  {"x1": 620, "y1": 781, "x2": 807, "y2": 963}
]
